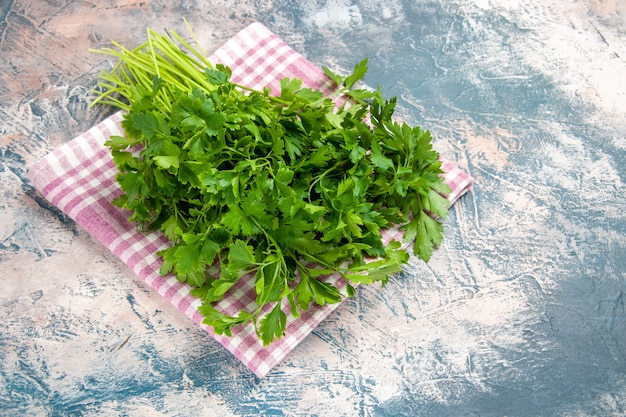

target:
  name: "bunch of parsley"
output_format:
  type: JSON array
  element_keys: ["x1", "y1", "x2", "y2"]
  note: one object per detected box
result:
[{"x1": 91, "y1": 26, "x2": 451, "y2": 345}]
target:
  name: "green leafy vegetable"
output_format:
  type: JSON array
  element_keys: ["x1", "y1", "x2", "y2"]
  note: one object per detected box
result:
[{"x1": 91, "y1": 23, "x2": 451, "y2": 345}]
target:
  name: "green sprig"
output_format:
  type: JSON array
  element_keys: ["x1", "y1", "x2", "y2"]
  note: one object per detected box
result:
[{"x1": 92, "y1": 24, "x2": 450, "y2": 345}]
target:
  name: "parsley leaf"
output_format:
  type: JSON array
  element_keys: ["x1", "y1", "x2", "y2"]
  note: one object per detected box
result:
[{"x1": 258, "y1": 304, "x2": 287, "y2": 346}]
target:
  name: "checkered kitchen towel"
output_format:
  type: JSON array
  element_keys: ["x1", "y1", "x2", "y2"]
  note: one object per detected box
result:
[{"x1": 28, "y1": 22, "x2": 473, "y2": 378}]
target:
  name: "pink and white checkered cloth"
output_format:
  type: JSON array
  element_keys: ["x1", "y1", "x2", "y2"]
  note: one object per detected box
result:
[{"x1": 28, "y1": 22, "x2": 473, "y2": 378}]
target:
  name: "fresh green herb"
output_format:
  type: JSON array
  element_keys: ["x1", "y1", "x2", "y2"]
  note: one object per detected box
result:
[{"x1": 91, "y1": 25, "x2": 451, "y2": 345}]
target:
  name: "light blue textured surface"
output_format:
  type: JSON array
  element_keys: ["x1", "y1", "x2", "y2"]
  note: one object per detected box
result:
[{"x1": 1, "y1": 1, "x2": 625, "y2": 415}]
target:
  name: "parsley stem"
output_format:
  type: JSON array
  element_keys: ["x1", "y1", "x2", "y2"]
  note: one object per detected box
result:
[
  {"x1": 172, "y1": 204, "x2": 189, "y2": 229},
  {"x1": 251, "y1": 218, "x2": 282, "y2": 256},
  {"x1": 305, "y1": 162, "x2": 342, "y2": 202},
  {"x1": 297, "y1": 252, "x2": 341, "y2": 273}
]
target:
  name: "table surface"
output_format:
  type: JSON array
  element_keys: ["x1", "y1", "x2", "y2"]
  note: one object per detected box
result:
[{"x1": 2, "y1": 1, "x2": 625, "y2": 416}]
